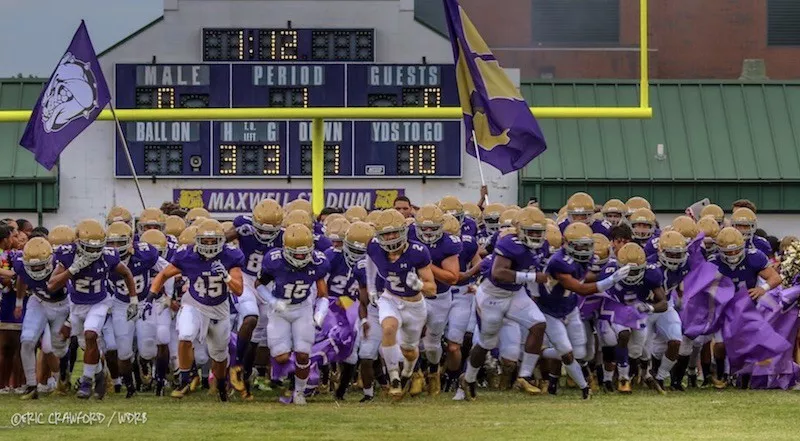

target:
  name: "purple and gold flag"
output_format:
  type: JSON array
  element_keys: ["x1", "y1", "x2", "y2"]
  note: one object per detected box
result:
[
  {"x1": 679, "y1": 260, "x2": 736, "y2": 339},
  {"x1": 443, "y1": 0, "x2": 547, "y2": 174},
  {"x1": 19, "y1": 20, "x2": 110, "y2": 170}
]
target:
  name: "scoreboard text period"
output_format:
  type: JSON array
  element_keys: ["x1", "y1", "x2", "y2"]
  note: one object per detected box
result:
[{"x1": 115, "y1": 61, "x2": 462, "y2": 178}]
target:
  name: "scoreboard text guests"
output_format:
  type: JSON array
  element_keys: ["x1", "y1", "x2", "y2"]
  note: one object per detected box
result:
[{"x1": 115, "y1": 31, "x2": 463, "y2": 179}]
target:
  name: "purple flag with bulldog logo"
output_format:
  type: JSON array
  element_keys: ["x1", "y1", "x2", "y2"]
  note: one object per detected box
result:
[
  {"x1": 20, "y1": 20, "x2": 110, "y2": 170},
  {"x1": 443, "y1": 0, "x2": 546, "y2": 174}
]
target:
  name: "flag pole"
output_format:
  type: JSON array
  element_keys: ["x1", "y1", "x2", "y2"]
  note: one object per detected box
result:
[
  {"x1": 472, "y1": 129, "x2": 489, "y2": 204},
  {"x1": 109, "y1": 103, "x2": 146, "y2": 209}
]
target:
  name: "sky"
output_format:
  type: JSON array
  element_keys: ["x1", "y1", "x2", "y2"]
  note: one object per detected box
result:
[{"x1": 0, "y1": 0, "x2": 163, "y2": 77}]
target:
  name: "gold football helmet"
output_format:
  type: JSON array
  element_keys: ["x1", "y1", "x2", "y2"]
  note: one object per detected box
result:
[
  {"x1": 137, "y1": 207, "x2": 166, "y2": 233},
  {"x1": 282, "y1": 209, "x2": 314, "y2": 231},
  {"x1": 442, "y1": 214, "x2": 461, "y2": 236},
  {"x1": 730, "y1": 208, "x2": 757, "y2": 240},
  {"x1": 625, "y1": 197, "x2": 651, "y2": 218},
  {"x1": 323, "y1": 213, "x2": 346, "y2": 228},
  {"x1": 463, "y1": 202, "x2": 482, "y2": 226},
  {"x1": 195, "y1": 219, "x2": 225, "y2": 259},
  {"x1": 700, "y1": 204, "x2": 725, "y2": 226},
  {"x1": 344, "y1": 222, "x2": 375, "y2": 267},
  {"x1": 284, "y1": 199, "x2": 313, "y2": 216},
  {"x1": 415, "y1": 204, "x2": 445, "y2": 244},
  {"x1": 566, "y1": 192, "x2": 595, "y2": 224},
  {"x1": 483, "y1": 203, "x2": 506, "y2": 233},
  {"x1": 221, "y1": 221, "x2": 234, "y2": 232},
  {"x1": 373, "y1": 209, "x2": 408, "y2": 253},
  {"x1": 141, "y1": 229, "x2": 168, "y2": 258},
  {"x1": 439, "y1": 196, "x2": 464, "y2": 224},
  {"x1": 498, "y1": 208, "x2": 520, "y2": 231},
  {"x1": 616, "y1": 243, "x2": 647, "y2": 285},
  {"x1": 190, "y1": 216, "x2": 208, "y2": 228},
  {"x1": 658, "y1": 231, "x2": 688, "y2": 271},
  {"x1": 628, "y1": 208, "x2": 657, "y2": 241},
  {"x1": 185, "y1": 208, "x2": 210, "y2": 224},
  {"x1": 178, "y1": 225, "x2": 199, "y2": 246},
  {"x1": 716, "y1": 227, "x2": 746, "y2": 266},
  {"x1": 22, "y1": 237, "x2": 54, "y2": 280},
  {"x1": 107, "y1": 221, "x2": 134, "y2": 259},
  {"x1": 106, "y1": 206, "x2": 133, "y2": 227},
  {"x1": 672, "y1": 215, "x2": 699, "y2": 240},
  {"x1": 546, "y1": 224, "x2": 563, "y2": 252},
  {"x1": 325, "y1": 217, "x2": 351, "y2": 248},
  {"x1": 164, "y1": 215, "x2": 186, "y2": 238},
  {"x1": 344, "y1": 206, "x2": 368, "y2": 223},
  {"x1": 601, "y1": 199, "x2": 627, "y2": 227},
  {"x1": 365, "y1": 210, "x2": 382, "y2": 227},
  {"x1": 48, "y1": 225, "x2": 76, "y2": 247},
  {"x1": 593, "y1": 233, "x2": 611, "y2": 267},
  {"x1": 75, "y1": 219, "x2": 107, "y2": 261},
  {"x1": 514, "y1": 207, "x2": 546, "y2": 249},
  {"x1": 283, "y1": 224, "x2": 314, "y2": 268},
  {"x1": 563, "y1": 222, "x2": 594, "y2": 263},
  {"x1": 698, "y1": 215, "x2": 721, "y2": 253},
  {"x1": 252, "y1": 199, "x2": 283, "y2": 244}
]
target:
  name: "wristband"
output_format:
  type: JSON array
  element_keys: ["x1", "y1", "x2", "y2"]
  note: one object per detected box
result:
[
  {"x1": 515, "y1": 271, "x2": 537, "y2": 284},
  {"x1": 759, "y1": 282, "x2": 771, "y2": 291},
  {"x1": 129, "y1": 296, "x2": 139, "y2": 305},
  {"x1": 223, "y1": 273, "x2": 232, "y2": 283},
  {"x1": 15, "y1": 297, "x2": 23, "y2": 308},
  {"x1": 68, "y1": 266, "x2": 80, "y2": 276}
]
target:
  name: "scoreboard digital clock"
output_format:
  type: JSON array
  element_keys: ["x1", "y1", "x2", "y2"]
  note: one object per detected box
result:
[
  {"x1": 202, "y1": 28, "x2": 375, "y2": 62},
  {"x1": 115, "y1": 62, "x2": 462, "y2": 178}
]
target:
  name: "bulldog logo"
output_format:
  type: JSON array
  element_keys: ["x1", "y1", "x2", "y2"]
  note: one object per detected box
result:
[{"x1": 40, "y1": 52, "x2": 101, "y2": 133}]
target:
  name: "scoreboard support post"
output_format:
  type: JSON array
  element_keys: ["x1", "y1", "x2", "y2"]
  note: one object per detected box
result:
[{"x1": 311, "y1": 118, "x2": 324, "y2": 216}]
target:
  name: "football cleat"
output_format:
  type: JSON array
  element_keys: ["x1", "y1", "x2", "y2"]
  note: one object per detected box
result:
[
  {"x1": 94, "y1": 371, "x2": 107, "y2": 400},
  {"x1": 114, "y1": 384, "x2": 122, "y2": 394},
  {"x1": 52, "y1": 379, "x2": 70, "y2": 396},
  {"x1": 645, "y1": 376, "x2": 665, "y2": 394},
  {"x1": 171, "y1": 380, "x2": 191, "y2": 399},
  {"x1": 712, "y1": 377, "x2": 727, "y2": 390},
  {"x1": 229, "y1": 366, "x2": 246, "y2": 392},
  {"x1": 389, "y1": 378, "x2": 404, "y2": 401},
  {"x1": 617, "y1": 379, "x2": 632, "y2": 394},
  {"x1": 452, "y1": 388, "x2": 466, "y2": 401},
  {"x1": 670, "y1": 381, "x2": 685, "y2": 392},
  {"x1": 459, "y1": 374, "x2": 477, "y2": 401},
  {"x1": 155, "y1": 379, "x2": 166, "y2": 397},
  {"x1": 190, "y1": 374, "x2": 201, "y2": 392},
  {"x1": 279, "y1": 388, "x2": 293, "y2": 405},
  {"x1": 76, "y1": 377, "x2": 92, "y2": 399},
  {"x1": 409, "y1": 371, "x2": 425, "y2": 397},
  {"x1": 603, "y1": 380, "x2": 615, "y2": 393},
  {"x1": 426, "y1": 372, "x2": 441, "y2": 396},
  {"x1": 20, "y1": 386, "x2": 38, "y2": 400},
  {"x1": 547, "y1": 376, "x2": 559, "y2": 396},
  {"x1": 359, "y1": 394, "x2": 374, "y2": 403},
  {"x1": 125, "y1": 384, "x2": 136, "y2": 399},
  {"x1": 589, "y1": 373, "x2": 600, "y2": 393},
  {"x1": 687, "y1": 374, "x2": 698, "y2": 388},
  {"x1": 581, "y1": 386, "x2": 592, "y2": 400},
  {"x1": 514, "y1": 377, "x2": 542, "y2": 395},
  {"x1": 293, "y1": 392, "x2": 307, "y2": 406}
]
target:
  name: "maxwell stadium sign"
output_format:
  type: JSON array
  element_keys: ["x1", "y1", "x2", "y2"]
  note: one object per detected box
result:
[{"x1": 173, "y1": 188, "x2": 404, "y2": 213}]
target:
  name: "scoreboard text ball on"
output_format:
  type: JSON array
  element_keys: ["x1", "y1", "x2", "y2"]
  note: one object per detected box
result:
[{"x1": 115, "y1": 28, "x2": 462, "y2": 179}]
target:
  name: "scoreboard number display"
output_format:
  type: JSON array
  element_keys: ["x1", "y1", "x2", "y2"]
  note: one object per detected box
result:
[{"x1": 115, "y1": 34, "x2": 462, "y2": 178}]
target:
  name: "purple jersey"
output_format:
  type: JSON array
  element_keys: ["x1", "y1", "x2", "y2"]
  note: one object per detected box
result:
[
  {"x1": 424, "y1": 233, "x2": 462, "y2": 294},
  {"x1": 313, "y1": 221, "x2": 324, "y2": 236},
  {"x1": 484, "y1": 231, "x2": 500, "y2": 255},
  {"x1": 710, "y1": 248, "x2": 769, "y2": 289},
  {"x1": 171, "y1": 245, "x2": 245, "y2": 306},
  {"x1": 55, "y1": 247, "x2": 121, "y2": 305},
  {"x1": 537, "y1": 249, "x2": 589, "y2": 318},
  {"x1": 475, "y1": 226, "x2": 490, "y2": 247},
  {"x1": 367, "y1": 240, "x2": 431, "y2": 297},
  {"x1": 750, "y1": 235, "x2": 772, "y2": 256},
  {"x1": 260, "y1": 248, "x2": 329, "y2": 304},
  {"x1": 234, "y1": 215, "x2": 281, "y2": 277},
  {"x1": 111, "y1": 243, "x2": 160, "y2": 303},
  {"x1": 461, "y1": 217, "x2": 478, "y2": 237},
  {"x1": 600, "y1": 258, "x2": 663, "y2": 304},
  {"x1": 558, "y1": 219, "x2": 612, "y2": 238},
  {"x1": 489, "y1": 235, "x2": 541, "y2": 292},
  {"x1": 456, "y1": 234, "x2": 480, "y2": 286},
  {"x1": 324, "y1": 248, "x2": 366, "y2": 301},
  {"x1": 643, "y1": 236, "x2": 659, "y2": 257},
  {"x1": 479, "y1": 254, "x2": 494, "y2": 280},
  {"x1": 647, "y1": 253, "x2": 692, "y2": 294},
  {"x1": 315, "y1": 234, "x2": 333, "y2": 252},
  {"x1": 13, "y1": 257, "x2": 66, "y2": 302}
]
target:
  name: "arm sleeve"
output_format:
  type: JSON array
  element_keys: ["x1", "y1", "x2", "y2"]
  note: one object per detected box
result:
[{"x1": 365, "y1": 255, "x2": 378, "y2": 294}]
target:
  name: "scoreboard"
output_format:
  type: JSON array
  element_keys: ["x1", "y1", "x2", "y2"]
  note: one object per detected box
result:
[{"x1": 115, "y1": 30, "x2": 462, "y2": 179}]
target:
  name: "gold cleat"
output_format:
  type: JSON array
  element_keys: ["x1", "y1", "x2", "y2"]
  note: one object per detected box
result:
[
  {"x1": 514, "y1": 377, "x2": 542, "y2": 395},
  {"x1": 229, "y1": 366, "x2": 246, "y2": 392},
  {"x1": 389, "y1": 379, "x2": 404, "y2": 401},
  {"x1": 617, "y1": 379, "x2": 632, "y2": 394},
  {"x1": 171, "y1": 383, "x2": 190, "y2": 399},
  {"x1": 712, "y1": 378, "x2": 727, "y2": 390},
  {"x1": 239, "y1": 389, "x2": 255, "y2": 401},
  {"x1": 499, "y1": 363, "x2": 516, "y2": 391},
  {"x1": 426, "y1": 371, "x2": 441, "y2": 396},
  {"x1": 409, "y1": 370, "x2": 425, "y2": 397},
  {"x1": 52, "y1": 379, "x2": 70, "y2": 396},
  {"x1": 589, "y1": 373, "x2": 600, "y2": 393},
  {"x1": 207, "y1": 378, "x2": 217, "y2": 396},
  {"x1": 190, "y1": 375, "x2": 201, "y2": 392}
]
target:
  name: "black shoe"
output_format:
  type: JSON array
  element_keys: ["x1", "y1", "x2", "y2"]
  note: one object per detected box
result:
[
  {"x1": 581, "y1": 386, "x2": 591, "y2": 400},
  {"x1": 547, "y1": 376, "x2": 559, "y2": 396},
  {"x1": 603, "y1": 381, "x2": 615, "y2": 393},
  {"x1": 114, "y1": 384, "x2": 122, "y2": 394},
  {"x1": 94, "y1": 371, "x2": 107, "y2": 400},
  {"x1": 687, "y1": 374, "x2": 698, "y2": 388},
  {"x1": 125, "y1": 385, "x2": 136, "y2": 399},
  {"x1": 359, "y1": 395, "x2": 374, "y2": 403},
  {"x1": 701, "y1": 377, "x2": 712, "y2": 388},
  {"x1": 670, "y1": 381, "x2": 685, "y2": 392},
  {"x1": 155, "y1": 379, "x2": 165, "y2": 397},
  {"x1": 202, "y1": 377, "x2": 210, "y2": 389}
]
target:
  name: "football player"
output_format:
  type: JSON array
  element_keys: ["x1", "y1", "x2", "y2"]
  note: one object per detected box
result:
[
  {"x1": 106, "y1": 206, "x2": 133, "y2": 228},
  {"x1": 414, "y1": 205, "x2": 462, "y2": 395},
  {"x1": 136, "y1": 207, "x2": 166, "y2": 234},
  {"x1": 365, "y1": 209, "x2": 436, "y2": 400},
  {"x1": 225, "y1": 199, "x2": 283, "y2": 400},
  {"x1": 14, "y1": 237, "x2": 69, "y2": 399},
  {"x1": 344, "y1": 206, "x2": 368, "y2": 224},
  {"x1": 147, "y1": 219, "x2": 245, "y2": 401},
  {"x1": 284, "y1": 209, "x2": 333, "y2": 251},
  {"x1": 257, "y1": 224, "x2": 330, "y2": 405},
  {"x1": 48, "y1": 219, "x2": 138, "y2": 399},
  {"x1": 700, "y1": 204, "x2": 725, "y2": 228},
  {"x1": 439, "y1": 195, "x2": 478, "y2": 238},
  {"x1": 629, "y1": 208, "x2": 659, "y2": 253},
  {"x1": 601, "y1": 199, "x2": 627, "y2": 227},
  {"x1": 624, "y1": 197, "x2": 651, "y2": 221},
  {"x1": 708, "y1": 227, "x2": 781, "y2": 388},
  {"x1": 558, "y1": 193, "x2": 611, "y2": 237},
  {"x1": 481, "y1": 203, "x2": 506, "y2": 238},
  {"x1": 729, "y1": 208, "x2": 772, "y2": 256},
  {"x1": 185, "y1": 207, "x2": 210, "y2": 225}
]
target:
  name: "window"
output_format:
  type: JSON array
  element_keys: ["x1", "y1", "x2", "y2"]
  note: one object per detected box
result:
[
  {"x1": 768, "y1": 0, "x2": 800, "y2": 46},
  {"x1": 532, "y1": 0, "x2": 620, "y2": 45}
]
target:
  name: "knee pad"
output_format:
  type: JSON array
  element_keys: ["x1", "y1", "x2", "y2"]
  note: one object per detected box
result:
[{"x1": 602, "y1": 346, "x2": 616, "y2": 363}]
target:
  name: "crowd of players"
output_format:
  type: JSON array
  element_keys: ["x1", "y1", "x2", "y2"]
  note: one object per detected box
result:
[{"x1": 0, "y1": 191, "x2": 796, "y2": 403}]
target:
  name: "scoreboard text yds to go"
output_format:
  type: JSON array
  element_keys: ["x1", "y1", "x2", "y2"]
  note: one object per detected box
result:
[{"x1": 113, "y1": 62, "x2": 463, "y2": 179}]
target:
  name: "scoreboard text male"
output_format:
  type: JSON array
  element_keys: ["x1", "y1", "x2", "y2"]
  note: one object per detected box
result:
[{"x1": 115, "y1": 27, "x2": 462, "y2": 179}]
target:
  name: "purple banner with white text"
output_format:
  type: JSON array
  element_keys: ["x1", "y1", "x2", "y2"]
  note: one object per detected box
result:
[{"x1": 173, "y1": 188, "x2": 404, "y2": 213}]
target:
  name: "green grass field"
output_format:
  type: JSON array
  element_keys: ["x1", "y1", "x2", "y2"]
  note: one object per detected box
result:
[{"x1": 1, "y1": 386, "x2": 799, "y2": 440}]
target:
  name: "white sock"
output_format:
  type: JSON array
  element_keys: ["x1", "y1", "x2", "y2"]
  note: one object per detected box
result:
[
  {"x1": 565, "y1": 361, "x2": 588, "y2": 388},
  {"x1": 113, "y1": 378, "x2": 122, "y2": 386},
  {"x1": 603, "y1": 368, "x2": 615, "y2": 382},
  {"x1": 295, "y1": 375, "x2": 308, "y2": 394},
  {"x1": 401, "y1": 354, "x2": 418, "y2": 378},
  {"x1": 380, "y1": 344, "x2": 402, "y2": 379},
  {"x1": 465, "y1": 360, "x2": 480, "y2": 383},
  {"x1": 542, "y1": 348, "x2": 560, "y2": 360},
  {"x1": 657, "y1": 356, "x2": 677, "y2": 381},
  {"x1": 518, "y1": 352, "x2": 540, "y2": 378},
  {"x1": 618, "y1": 364, "x2": 630, "y2": 380},
  {"x1": 20, "y1": 340, "x2": 37, "y2": 387},
  {"x1": 363, "y1": 386, "x2": 374, "y2": 397},
  {"x1": 83, "y1": 363, "x2": 97, "y2": 378}
]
